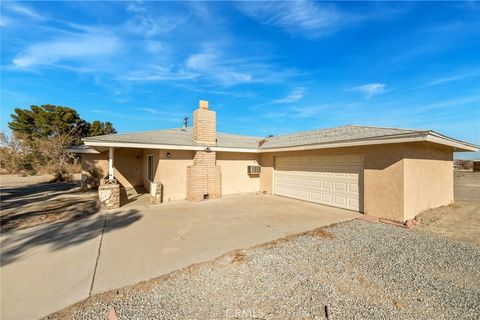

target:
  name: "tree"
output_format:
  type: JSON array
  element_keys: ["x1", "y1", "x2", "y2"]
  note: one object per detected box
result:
[
  {"x1": 4, "y1": 104, "x2": 117, "y2": 180},
  {"x1": 8, "y1": 104, "x2": 116, "y2": 143},
  {"x1": 9, "y1": 104, "x2": 88, "y2": 139},
  {"x1": 88, "y1": 121, "x2": 117, "y2": 137}
]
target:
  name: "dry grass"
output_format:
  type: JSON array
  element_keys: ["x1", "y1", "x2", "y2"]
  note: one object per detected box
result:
[{"x1": 231, "y1": 251, "x2": 247, "y2": 263}]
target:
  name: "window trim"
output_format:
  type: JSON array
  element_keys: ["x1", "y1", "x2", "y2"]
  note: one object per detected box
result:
[{"x1": 147, "y1": 153, "x2": 154, "y2": 181}]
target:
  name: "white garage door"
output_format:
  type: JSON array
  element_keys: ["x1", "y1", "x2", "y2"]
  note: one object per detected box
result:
[{"x1": 274, "y1": 154, "x2": 363, "y2": 211}]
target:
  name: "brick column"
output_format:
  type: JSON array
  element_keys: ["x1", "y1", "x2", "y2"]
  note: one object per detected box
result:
[
  {"x1": 187, "y1": 100, "x2": 222, "y2": 201},
  {"x1": 187, "y1": 151, "x2": 222, "y2": 201},
  {"x1": 193, "y1": 100, "x2": 216, "y2": 145}
]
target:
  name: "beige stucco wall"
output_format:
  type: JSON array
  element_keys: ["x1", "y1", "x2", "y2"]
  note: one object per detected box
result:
[
  {"x1": 217, "y1": 152, "x2": 260, "y2": 195},
  {"x1": 142, "y1": 149, "x2": 195, "y2": 201},
  {"x1": 402, "y1": 143, "x2": 453, "y2": 220},
  {"x1": 259, "y1": 142, "x2": 454, "y2": 222},
  {"x1": 157, "y1": 150, "x2": 194, "y2": 201},
  {"x1": 81, "y1": 152, "x2": 108, "y2": 186},
  {"x1": 259, "y1": 153, "x2": 274, "y2": 194},
  {"x1": 115, "y1": 148, "x2": 144, "y2": 187},
  {"x1": 363, "y1": 145, "x2": 405, "y2": 221},
  {"x1": 82, "y1": 148, "x2": 143, "y2": 188}
]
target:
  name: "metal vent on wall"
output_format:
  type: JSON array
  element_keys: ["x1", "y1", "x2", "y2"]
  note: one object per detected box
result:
[{"x1": 248, "y1": 165, "x2": 261, "y2": 175}]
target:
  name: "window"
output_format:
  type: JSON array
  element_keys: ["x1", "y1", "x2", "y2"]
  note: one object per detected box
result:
[{"x1": 147, "y1": 154, "x2": 154, "y2": 181}]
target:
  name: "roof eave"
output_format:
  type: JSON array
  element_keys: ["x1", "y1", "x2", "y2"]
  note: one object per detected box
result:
[
  {"x1": 82, "y1": 132, "x2": 479, "y2": 153},
  {"x1": 425, "y1": 133, "x2": 479, "y2": 152},
  {"x1": 258, "y1": 134, "x2": 429, "y2": 152},
  {"x1": 65, "y1": 146, "x2": 100, "y2": 154},
  {"x1": 258, "y1": 132, "x2": 478, "y2": 152},
  {"x1": 83, "y1": 140, "x2": 259, "y2": 153}
]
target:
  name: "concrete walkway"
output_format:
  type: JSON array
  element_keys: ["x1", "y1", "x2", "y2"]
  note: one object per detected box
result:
[{"x1": 0, "y1": 194, "x2": 359, "y2": 319}]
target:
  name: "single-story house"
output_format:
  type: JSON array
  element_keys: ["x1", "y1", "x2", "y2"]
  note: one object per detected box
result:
[{"x1": 70, "y1": 100, "x2": 478, "y2": 222}]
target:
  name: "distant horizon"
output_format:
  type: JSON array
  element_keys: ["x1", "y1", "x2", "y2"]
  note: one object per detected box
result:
[{"x1": 1, "y1": 1, "x2": 479, "y2": 160}]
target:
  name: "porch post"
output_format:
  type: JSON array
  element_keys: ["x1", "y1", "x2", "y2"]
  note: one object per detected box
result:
[{"x1": 108, "y1": 146, "x2": 114, "y2": 181}]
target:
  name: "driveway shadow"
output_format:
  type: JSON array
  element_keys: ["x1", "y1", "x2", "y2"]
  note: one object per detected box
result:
[
  {"x1": 0, "y1": 209, "x2": 142, "y2": 267},
  {"x1": 1, "y1": 181, "x2": 99, "y2": 232},
  {"x1": 0, "y1": 181, "x2": 80, "y2": 210}
]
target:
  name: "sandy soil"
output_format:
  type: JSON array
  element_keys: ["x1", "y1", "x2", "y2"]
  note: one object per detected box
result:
[
  {"x1": 415, "y1": 171, "x2": 480, "y2": 246},
  {"x1": 0, "y1": 174, "x2": 98, "y2": 232}
]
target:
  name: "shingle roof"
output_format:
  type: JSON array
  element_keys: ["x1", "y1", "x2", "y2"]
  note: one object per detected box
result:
[
  {"x1": 259, "y1": 125, "x2": 422, "y2": 149},
  {"x1": 83, "y1": 125, "x2": 427, "y2": 150},
  {"x1": 84, "y1": 127, "x2": 263, "y2": 149}
]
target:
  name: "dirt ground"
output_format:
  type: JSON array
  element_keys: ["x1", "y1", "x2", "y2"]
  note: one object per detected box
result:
[
  {"x1": 415, "y1": 171, "x2": 480, "y2": 245},
  {"x1": 0, "y1": 174, "x2": 99, "y2": 232}
]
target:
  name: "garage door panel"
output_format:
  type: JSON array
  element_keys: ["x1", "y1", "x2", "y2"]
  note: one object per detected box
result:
[
  {"x1": 321, "y1": 180, "x2": 333, "y2": 191},
  {"x1": 334, "y1": 181, "x2": 347, "y2": 192},
  {"x1": 311, "y1": 192, "x2": 321, "y2": 201},
  {"x1": 321, "y1": 193, "x2": 333, "y2": 204},
  {"x1": 335, "y1": 195, "x2": 348, "y2": 205},
  {"x1": 311, "y1": 180, "x2": 321, "y2": 188},
  {"x1": 349, "y1": 198, "x2": 359, "y2": 209},
  {"x1": 349, "y1": 183, "x2": 359, "y2": 192},
  {"x1": 275, "y1": 154, "x2": 363, "y2": 211}
]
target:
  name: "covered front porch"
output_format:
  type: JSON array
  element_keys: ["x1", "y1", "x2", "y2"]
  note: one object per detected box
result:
[{"x1": 79, "y1": 146, "x2": 163, "y2": 209}]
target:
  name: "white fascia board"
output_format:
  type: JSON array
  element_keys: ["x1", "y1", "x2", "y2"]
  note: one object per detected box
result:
[
  {"x1": 84, "y1": 141, "x2": 259, "y2": 153},
  {"x1": 210, "y1": 146, "x2": 258, "y2": 153},
  {"x1": 84, "y1": 141, "x2": 205, "y2": 151},
  {"x1": 65, "y1": 148, "x2": 100, "y2": 154},
  {"x1": 426, "y1": 134, "x2": 479, "y2": 152}
]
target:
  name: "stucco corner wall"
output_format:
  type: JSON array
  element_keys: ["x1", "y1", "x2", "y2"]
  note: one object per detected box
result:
[
  {"x1": 217, "y1": 152, "x2": 260, "y2": 195},
  {"x1": 145, "y1": 149, "x2": 194, "y2": 202},
  {"x1": 82, "y1": 148, "x2": 143, "y2": 188},
  {"x1": 114, "y1": 148, "x2": 144, "y2": 188},
  {"x1": 259, "y1": 153, "x2": 274, "y2": 194},
  {"x1": 402, "y1": 143, "x2": 453, "y2": 220},
  {"x1": 81, "y1": 152, "x2": 108, "y2": 187},
  {"x1": 363, "y1": 145, "x2": 406, "y2": 222}
]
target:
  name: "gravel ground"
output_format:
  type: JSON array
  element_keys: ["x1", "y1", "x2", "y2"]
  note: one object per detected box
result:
[{"x1": 46, "y1": 220, "x2": 480, "y2": 320}]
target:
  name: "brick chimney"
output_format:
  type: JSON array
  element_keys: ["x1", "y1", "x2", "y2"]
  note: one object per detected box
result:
[
  {"x1": 193, "y1": 100, "x2": 216, "y2": 145},
  {"x1": 187, "y1": 100, "x2": 222, "y2": 201}
]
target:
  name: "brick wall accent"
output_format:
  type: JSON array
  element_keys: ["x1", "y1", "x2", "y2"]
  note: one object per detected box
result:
[
  {"x1": 187, "y1": 151, "x2": 222, "y2": 201},
  {"x1": 193, "y1": 107, "x2": 216, "y2": 145},
  {"x1": 188, "y1": 101, "x2": 222, "y2": 201}
]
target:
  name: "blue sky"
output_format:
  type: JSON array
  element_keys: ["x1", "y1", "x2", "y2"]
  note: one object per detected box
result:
[{"x1": 1, "y1": 1, "x2": 479, "y2": 158}]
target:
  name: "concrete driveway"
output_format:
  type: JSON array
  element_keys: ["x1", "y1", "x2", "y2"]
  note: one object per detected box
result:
[{"x1": 0, "y1": 193, "x2": 359, "y2": 319}]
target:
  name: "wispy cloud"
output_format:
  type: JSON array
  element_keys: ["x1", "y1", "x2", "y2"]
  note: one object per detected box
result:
[
  {"x1": 4, "y1": 2, "x2": 298, "y2": 90},
  {"x1": 12, "y1": 30, "x2": 120, "y2": 69},
  {"x1": 3, "y1": 2, "x2": 42, "y2": 19},
  {"x1": 235, "y1": 1, "x2": 403, "y2": 38},
  {"x1": 119, "y1": 66, "x2": 198, "y2": 82},
  {"x1": 428, "y1": 70, "x2": 480, "y2": 86},
  {"x1": 185, "y1": 49, "x2": 253, "y2": 86},
  {"x1": 125, "y1": 1, "x2": 185, "y2": 37},
  {"x1": 236, "y1": 1, "x2": 342, "y2": 38},
  {"x1": 121, "y1": 48, "x2": 298, "y2": 86},
  {"x1": 350, "y1": 83, "x2": 386, "y2": 98},
  {"x1": 274, "y1": 87, "x2": 305, "y2": 104}
]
